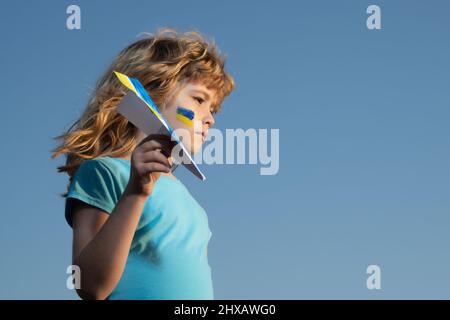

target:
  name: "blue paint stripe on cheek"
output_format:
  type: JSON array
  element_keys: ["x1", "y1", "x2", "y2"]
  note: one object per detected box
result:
[{"x1": 176, "y1": 107, "x2": 195, "y2": 120}]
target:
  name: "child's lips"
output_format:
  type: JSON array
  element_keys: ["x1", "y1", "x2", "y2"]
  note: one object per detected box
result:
[{"x1": 195, "y1": 131, "x2": 207, "y2": 141}]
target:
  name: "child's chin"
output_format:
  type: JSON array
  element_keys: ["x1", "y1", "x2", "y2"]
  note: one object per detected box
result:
[
  {"x1": 189, "y1": 137, "x2": 205, "y2": 154},
  {"x1": 189, "y1": 143, "x2": 203, "y2": 155},
  {"x1": 190, "y1": 146, "x2": 200, "y2": 155}
]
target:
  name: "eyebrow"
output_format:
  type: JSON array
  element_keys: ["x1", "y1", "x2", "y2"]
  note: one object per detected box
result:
[{"x1": 190, "y1": 89, "x2": 211, "y2": 101}]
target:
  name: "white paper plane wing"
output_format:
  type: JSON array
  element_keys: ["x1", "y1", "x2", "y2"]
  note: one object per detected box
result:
[{"x1": 114, "y1": 71, "x2": 206, "y2": 181}]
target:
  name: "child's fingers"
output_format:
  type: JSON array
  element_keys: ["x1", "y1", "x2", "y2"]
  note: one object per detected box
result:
[
  {"x1": 140, "y1": 150, "x2": 172, "y2": 168},
  {"x1": 137, "y1": 139, "x2": 166, "y2": 153},
  {"x1": 138, "y1": 139, "x2": 176, "y2": 157},
  {"x1": 137, "y1": 134, "x2": 174, "y2": 151},
  {"x1": 141, "y1": 162, "x2": 171, "y2": 175},
  {"x1": 138, "y1": 134, "x2": 171, "y2": 145}
]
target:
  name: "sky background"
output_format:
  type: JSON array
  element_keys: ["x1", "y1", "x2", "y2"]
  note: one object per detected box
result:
[{"x1": 0, "y1": 0, "x2": 449, "y2": 299}]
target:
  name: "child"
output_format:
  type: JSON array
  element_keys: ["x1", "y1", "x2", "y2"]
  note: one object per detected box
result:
[{"x1": 51, "y1": 28, "x2": 234, "y2": 300}]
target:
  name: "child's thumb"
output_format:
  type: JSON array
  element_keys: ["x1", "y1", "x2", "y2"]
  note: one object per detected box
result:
[{"x1": 150, "y1": 171, "x2": 162, "y2": 184}]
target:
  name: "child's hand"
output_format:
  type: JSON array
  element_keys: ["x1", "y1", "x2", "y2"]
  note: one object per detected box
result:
[{"x1": 125, "y1": 134, "x2": 176, "y2": 197}]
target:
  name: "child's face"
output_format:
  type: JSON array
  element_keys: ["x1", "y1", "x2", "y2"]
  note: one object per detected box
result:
[{"x1": 161, "y1": 81, "x2": 216, "y2": 155}]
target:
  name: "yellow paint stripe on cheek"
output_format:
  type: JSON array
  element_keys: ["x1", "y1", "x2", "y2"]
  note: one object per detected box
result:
[{"x1": 176, "y1": 114, "x2": 194, "y2": 126}]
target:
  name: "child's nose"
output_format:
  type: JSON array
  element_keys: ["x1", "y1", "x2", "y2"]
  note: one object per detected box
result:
[{"x1": 203, "y1": 111, "x2": 215, "y2": 127}]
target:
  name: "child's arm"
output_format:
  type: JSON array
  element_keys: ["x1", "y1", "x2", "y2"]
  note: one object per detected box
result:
[
  {"x1": 72, "y1": 135, "x2": 175, "y2": 300},
  {"x1": 72, "y1": 191, "x2": 146, "y2": 300}
]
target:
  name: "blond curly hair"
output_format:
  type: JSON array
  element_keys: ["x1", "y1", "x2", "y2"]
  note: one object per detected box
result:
[{"x1": 51, "y1": 28, "x2": 234, "y2": 196}]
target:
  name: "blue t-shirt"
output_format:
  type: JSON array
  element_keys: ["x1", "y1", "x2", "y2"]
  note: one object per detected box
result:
[{"x1": 65, "y1": 156, "x2": 213, "y2": 299}]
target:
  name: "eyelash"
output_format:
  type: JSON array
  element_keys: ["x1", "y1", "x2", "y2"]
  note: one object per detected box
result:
[
  {"x1": 193, "y1": 96, "x2": 216, "y2": 115},
  {"x1": 194, "y1": 96, "x2": 204, "y2": 104}
]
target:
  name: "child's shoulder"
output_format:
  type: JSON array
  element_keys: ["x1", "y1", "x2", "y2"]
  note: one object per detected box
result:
[
  {"x1": 74, "y1": 156, "x2": 130, "y2": 182},
  {"x1": 76, "y1": 156, "x2": 112, "y2": 173},
  {"x1": 80, "y1": 155, "x2": 128, "y2": 168},
  {"x1": 65, "y1": 156, "x2": 130, "y2": 225},
  {"x1": 93, "y1": 155, "x2": 129, "y2": 167}
]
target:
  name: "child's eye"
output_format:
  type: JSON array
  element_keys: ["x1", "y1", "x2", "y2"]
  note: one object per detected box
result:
[{"x1": 194, "y1": 96, "x2": 204, "y2": 104}]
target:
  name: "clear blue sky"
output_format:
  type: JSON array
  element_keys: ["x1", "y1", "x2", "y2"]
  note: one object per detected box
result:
[{"x1": 1, "y1": 0, "x2": 449, "y2": 299}]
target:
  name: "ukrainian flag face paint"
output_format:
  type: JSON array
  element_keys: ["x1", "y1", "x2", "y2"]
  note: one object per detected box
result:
[{"x1": 176, "y1": 106, "x2": 195, "y2": 126}]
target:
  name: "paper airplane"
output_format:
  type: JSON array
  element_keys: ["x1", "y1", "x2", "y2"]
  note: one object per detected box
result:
[{"x1": 114, "y1": 71, "x2": 206, "y2": 181}]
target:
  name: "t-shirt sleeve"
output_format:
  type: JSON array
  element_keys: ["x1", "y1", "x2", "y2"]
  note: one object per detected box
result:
[{"x1": 65, "y1": 159, "x2": 120, "y2": 227}]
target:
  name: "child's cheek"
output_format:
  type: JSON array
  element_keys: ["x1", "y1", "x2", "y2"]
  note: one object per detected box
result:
[{"x1": 175, "y1": 106, "x2": 195, "y2": 127}]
